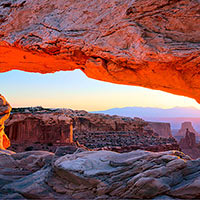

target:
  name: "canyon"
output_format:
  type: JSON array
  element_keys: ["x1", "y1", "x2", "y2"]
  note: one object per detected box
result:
[{"x1": 5, "y1": 107, "x2": 178, "y2": 153}]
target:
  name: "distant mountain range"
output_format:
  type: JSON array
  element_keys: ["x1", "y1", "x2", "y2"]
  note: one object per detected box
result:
[{"x1": 91, "y1": 107, "x2": 200, "y2": 131}]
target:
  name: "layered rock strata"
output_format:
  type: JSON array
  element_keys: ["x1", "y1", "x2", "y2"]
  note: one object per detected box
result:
[
  {"x1": 0, "y1": 95, "x2": 11, "y2": 150},
  {"x1": 5, "y1": 112, "x2": 73, "y2": 145},
  {"x1": 74, "y1": 131, "x2": 179, "y2": 152},
  {"x1": 72, "y1": 113, "x2": 148, "y2": 133},
  {"x1": 1, "y1": 148, "x2": 200, "y2": 199},
  {"x1": 179, "y1": 129, "x2": 200, "y2": 159},
  {"x1": 52, "y1": 150, "x2": 193, "y2": 199},
  {"x1": 147, "y1": 122, "x2": 172, "y2": 138},
  {"x1": 0, "y1": 0, "x2": 200, "y2": 103},
  {"x1": 175, "y1": 121, "x2": 200, "y2": 142},
  {"x1": 7, "y1": 107, "x2": 173, "y2": 138},
  {"x1": 179, "y1": 129, "x2": 197, "y2": 149},
  {"x1": 5, "y1": 107, "x2": 177, "y2": 152}
]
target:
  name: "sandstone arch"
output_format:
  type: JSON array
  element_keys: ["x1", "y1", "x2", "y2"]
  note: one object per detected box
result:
[
  {"x1": 0, "y1": 0, "x2": 200, "y2": 103},
  {"x1": 2, "y1": 2, "x2": 200, "y2": 199}
]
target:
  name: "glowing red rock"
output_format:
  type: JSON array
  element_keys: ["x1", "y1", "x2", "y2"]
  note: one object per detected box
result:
[
  {"x1": 0, "y1": 95, "x2": 11, "y2": 149},
  {"x1": 0, "y1": 0, "x2": 200, "y2": 102}
]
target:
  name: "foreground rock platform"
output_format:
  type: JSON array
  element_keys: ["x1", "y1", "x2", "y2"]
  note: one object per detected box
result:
[
  {"x1": 1, "y1": 147, "x2": 200, "y2": 199},
  {"x1": 0, "y1": 0, "x2": 200, "y2": 102}
]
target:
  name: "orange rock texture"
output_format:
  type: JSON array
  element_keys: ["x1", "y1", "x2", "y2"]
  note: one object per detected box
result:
[
  {"x1": 0, "y1": 95, "x2": 11, "y2": 149},
  {"x1": 0, "y1": 0, "x2": 200, "y2": 102}
]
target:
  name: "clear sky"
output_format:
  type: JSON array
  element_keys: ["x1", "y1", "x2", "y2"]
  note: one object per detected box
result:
[{"x1": 1, "y1": 69, "x2": 200, "y2": 111}]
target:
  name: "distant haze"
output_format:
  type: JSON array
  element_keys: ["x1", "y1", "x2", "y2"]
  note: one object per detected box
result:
[
  {"x1": 2, "y1": 70, "x2": 200, "y2": 111},
  {"x1": 92, "y1": 107, "x2": 200, "y2": 132}
]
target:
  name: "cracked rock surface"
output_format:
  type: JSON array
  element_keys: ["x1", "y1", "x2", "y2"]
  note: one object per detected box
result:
[
  {"x1": 1, "y1": 148, "x2": 200, "y2": 199},
  {"x1": 0, "y1": 0, "x2": 200, "y2": 102}
]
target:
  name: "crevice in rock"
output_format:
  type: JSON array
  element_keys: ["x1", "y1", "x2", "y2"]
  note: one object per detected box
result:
[{"x1": 39, "y1": 23, "x2": 61, "y2": 33}]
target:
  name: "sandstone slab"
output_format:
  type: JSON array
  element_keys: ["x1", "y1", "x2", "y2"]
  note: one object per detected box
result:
[
  {"x1": 0, "y1": 148, "x2": 200, "y2": 199},
  {"x1": 52, "y1": 149, "x2": 198, "y2": 199}
]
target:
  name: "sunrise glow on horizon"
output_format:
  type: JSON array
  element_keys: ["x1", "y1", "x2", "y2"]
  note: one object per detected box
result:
[{"x1": 1, "y1": 69, "x2": 200, "y2": 112}]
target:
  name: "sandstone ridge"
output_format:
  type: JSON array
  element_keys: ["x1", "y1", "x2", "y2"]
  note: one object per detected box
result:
[{"x1": 0, "y1": 0, "x2": 200, "y2": 102}]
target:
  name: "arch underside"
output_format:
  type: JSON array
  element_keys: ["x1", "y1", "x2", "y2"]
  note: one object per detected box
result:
[{"x1": 0, "y1": 0, "x2": 200, "y2": 102}]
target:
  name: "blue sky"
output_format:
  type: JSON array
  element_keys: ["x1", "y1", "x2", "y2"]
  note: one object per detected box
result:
[{"x1": 1, "y1": 69, "x2": 200, "y2": 111}]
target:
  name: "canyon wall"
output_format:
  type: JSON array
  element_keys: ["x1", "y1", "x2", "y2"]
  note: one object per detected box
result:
[
  {"x1": 147, "y1": 122, "x2": 172, "y2": 138},
  {"x1": 0, "y1": 0, "x2": 200, "y2": 103},
  {"x1": 5, "y1": 108, "x2": 173, "y2": 143},
  {"x1": 5, "y1": 110, "x2": 148, "y2": 147},
  {"x1": 73, "y1": 114, "x2": 147, "y2": 133},
  {"x1": 4, "y1": 108, "x2": 179, "y2": 152},
  {"x1": 5, "y1": 112, "x2": 73, "y2": 145}
]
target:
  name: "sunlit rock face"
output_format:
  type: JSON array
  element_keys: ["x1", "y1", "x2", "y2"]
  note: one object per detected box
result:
[
  {"x1": 5, "y1": 112, "x2": 73, "y2": 145},
  {"x1": 147, "y1": 122, "x2": 172, "y2": 138},
  {"x1": 4, "y1": 107, "x2": 178, "y2": 152},
  {"x1": 1, "y1": 0, "x2": 200, "y2": 102},
  {"x1": 0, "y1": 95, "x2": 11, "y2": 149}
]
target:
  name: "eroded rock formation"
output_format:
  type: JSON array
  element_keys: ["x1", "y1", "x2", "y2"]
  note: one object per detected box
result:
[
  {"x1": 147, "y1": 122, "x2": 172, "y2": 138},
  {"x1": 179, "y1": 129, "x2": 197, "y2": 149},
  {"x1": 175, "y1": 121, "x2": 200, "y2": 141},
  {"x1": 52, "y1": 150, "x2": 194, "y2": 199},
  {"x1": 0, "y1": 95, "x2": 11, "y2": 149},
  {"x1": 179, "y1": 129, "x2": 200, "y2": 159},
  {"x1": 5, "y1": 111, "x2": 73, "y2": 145},
  {"x1": 74, "y1": 131, "x2": 179, "y2": 153},
  {"x1": 4, "y1": 107, "x2": 179, "y2": 152},
  {"x1": 0, "y1": 0, "x2": 200, "y2": 102},
  {"x1": 2, "y1": 148, "x2": 200, "y2": 199},
  {"x1": 73, "y1": 113, "x2": 148, "y2": 133}
]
